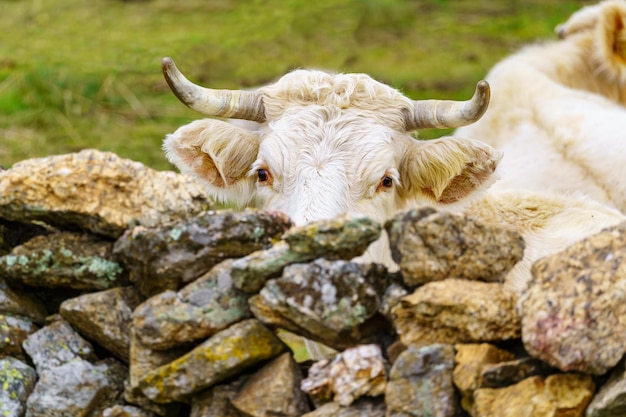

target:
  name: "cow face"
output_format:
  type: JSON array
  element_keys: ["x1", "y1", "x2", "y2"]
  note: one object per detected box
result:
[{"x1": 162, "y1": 60, "x2": 499, "y2": 225}]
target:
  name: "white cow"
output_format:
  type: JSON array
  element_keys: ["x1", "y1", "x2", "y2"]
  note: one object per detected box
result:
[
  {"x1": 456, "y1": 0, "x2": 626, "y2": 212},
  {"x1": 161, "y1": 52, "x2": 624, "y2": 294}
]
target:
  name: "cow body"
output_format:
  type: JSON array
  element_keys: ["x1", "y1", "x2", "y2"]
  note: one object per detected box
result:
[
  {"x1": 161, "y1": 3, "x2": 626, "y2": 295},
  {"x1": 456, "y1": 0, "x2": 626, "y2": 211}
]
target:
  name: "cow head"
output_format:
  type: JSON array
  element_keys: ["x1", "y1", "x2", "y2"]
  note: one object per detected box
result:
[
  {"x1": 556, "y1": 0, "x2": 626, "y2": 85},
  {"x1": 162, "y1": 58, "x2": 500, "y2": 226}
]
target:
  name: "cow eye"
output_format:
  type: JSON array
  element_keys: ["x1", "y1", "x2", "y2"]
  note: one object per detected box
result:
[
  {"x1": 257, "y1": 168, "x2": 270, "y2": 183},
  {"x1": 381, "y1": 176, "x2": 393, "y2": 188}
]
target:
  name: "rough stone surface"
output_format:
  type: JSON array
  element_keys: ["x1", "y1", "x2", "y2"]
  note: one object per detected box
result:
[
  {"x1": 102, "y1": 405, "x2": 158, "y2": 417},
  {"x1": 60, "y1": 286, "x2": 143, "y2": 363},
  {"x1": 301, "y1": 398, "x2": 386, "y2": 417},
  {"x1": 25, "y1": 357, "x2": 127, "y2": 417},
  {"x1": 0, "y1": 149, "x2": 212, "y2": 238},
  {"x1": 479, "y1": 356, "x2": 555, "y2": 389},
  {"x1": 231, "y1": 213, "x2": 382, "y2": 294},
  {"x1": 0, "y1": 218, "x2": 52, "y2": 256},
  {"x1": 386, "y1": 207, "x2": 524, "y2": 286},
  {"x1": 385, "y1": 343, "x2": 458, "y2": 417},
  {"x1": 113, "y1": 209, "x2": 292, "y2": 296},
  {"x1": 0, "y1": 278, "x2": 48, "y2": 323},
  {"x1": 0, "y1": 314, "x2": 38, "y2": 360},
  {"x1": 190, "y1": 375, "x2": 248, "y2": 417},
  {"x1": 391, "y1": 278, "x2": 520, "y2": 346},
  {"x1": 231, "y1": 352, "x2": 311, "y2": 417},
  {"x1": 520, "y1": 222, "x2": 626, "y2": 375},
  {"x1": 473, "y1": 374, "x2": 595, "y2": 417},
  {"x1": 132, "y1": 259, "x2": 250, "y2": 350},
  {"x1": 257, "y1": 258, "x2": 387, "y2": 349},
  {"x1": 22, "y1": 319, "x2": 97, "y2": 373},
  {"x1": 0, "y1": 232, "x2": 127, "y2": 290},
  {"x1": 453, "y1": 343, "x2": 515, "y2": 412},
  {"x1": 301, "y1": 344, "x2": 387, "y2": 407},
  {"x1": 0, "y1": 357, "x2": 37, "y2": 417},
  {"x1": 139, "y1": 319, "x2": 286, "y2": 403},
  {"x1": 586, "y1": 360, "x2": 626, "y2": 417}
]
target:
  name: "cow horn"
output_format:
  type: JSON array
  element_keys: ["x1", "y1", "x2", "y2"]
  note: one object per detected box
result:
[
  {"x1": 404, "y1": 80, "x2": 490, "y2": 130},
  {"x1": 161, "y1": 57, "x2": 266, "y2": 122}
]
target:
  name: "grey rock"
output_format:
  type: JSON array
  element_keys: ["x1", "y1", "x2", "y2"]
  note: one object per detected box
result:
[
  {"x1": 0, "y1": 278, "x2": 47, "y2": 323},
  {"x1": 60, "y1": 286, "x2": 143, "y2": 363},
  {"x1": 301, "y1": 344, "x2": 387, "y2": 407},
  {"x1": 385, "y1": 343, "x2": 459, "y2": 417},
  {"x1": 22, "y1": 319, "x2": 97, "y2": 373},
  {"x1": 520, "y1": 222, "x2": 626, "y2": 375},
  {"x1": 391, "y1": 278, "x2": 520, "y2": 347},
  {"x1": 190, "y1": 376, "x2": 248, "y2": 417},
  {"x1": 0, "y1": 149, "x2": 212, "y2": 238},
  {"x1": 302, "y1": 399, "x2": 386, "y2": 417},
  {"x1": 102, "y1": 405, "x2": 158, "y2": 417},
  {"x1": 232, "y1": 352, "x2": 310, "y2": 417},
  {"x1": 0, "y1": 232, "x2": 127, "y2": 291},
  {"x1": 25, "y1": 358, "x2": 127, "y2": 417},
  {"x1": 0, "y1": 357, "x2": 37, "y2": 417},
  {"x1": 132, "y1": 259, "x2": 250, "y2": 350},
  {"x1": 231, "y1": 216, "x2": 382, "y2": 294},
  {"x1": 586, "y1": 360, "x2": 626, "y2": 417},
  {"x1": 386, "y1": 207, "x2": 524, "y2": 286},
  {"x1": 257, "y1": 258, "x2": 387, "y2": 349},
  {"x1": 139, "y1": 319, "x2": 286, "y2": 403},
  {"x1": 0, "y1": 314, "x2": 38, "y2": 360},
  {"x1": 113, "y1": 209, "x2": 292, "y2": 296}
]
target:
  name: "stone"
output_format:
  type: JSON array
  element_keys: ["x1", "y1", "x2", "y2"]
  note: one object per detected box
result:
[
  {"x1": 132, "y1": 259, "x2": 250, "y2": 350},
  {"x1": 113, "y1": 209, "x2": 292, "y2": 296},
  {"x1": 301, "y1": 398, "x2": 386, "y2": 417},
  {"x1": 231, "y1": 353, "x2": 311, "y2": 417},
  {"x1": 479, "y1": 356, "x2": 555, "y2": 389},
  {"x1": 0, "y1": 232, "x2": 127, "y2": 291},
  {"x1": 391, "y1": 278, "x2": 520, "y2": 346},
  {"x1": 386, "y1": 207, "x2": 524, "y2": 286},
  {"x1": 22, "y1": 319, "x2": 97, "y2": 373},
  {"x1": 190, "y1": 376, "x2": 248, "y2": 417},
  {"x1": 301, "y1": 344, "x2": 387, "y2": 407},
  {"x1": 102, "y1": 405, "x2": 158, "y2": 417},
  {"x1": 520, "y1": 222, "x2": 626, "y2": 374},
  {"x1": 257, "y1": 258, "x2": 387, "y2": 349},
  {"x1": 385, "y1": 343, "x2": 459, "y2": 417},
  {"x1": 25, "y1": 357, "x2": 127, "y2": 417},
  {"x1": 0, "y1": 278, "x2": 48, "y2": 323},
  {"x1": 139, "y1": 319, "x2": 286, "y2": 403},
  {"x1": 473, "y1": 373, "x2": 595, "y2": 417},
  {"x1": 0, "y1": 218, "x2": 52, "y2": 256},
  {"x1": 0, "y1": 314, "x2": 39, "y2": 360},
  {"x1": 0, "y1": 357, "x2": 37, "y2": 417},
  {"x1": 586, "y1": 360, "x2": 626, "y2": 417},
  {"x1": 0, "y1": 149, "x2": 212, "y2": 238},
  {"x1": 60, "y1": 286, "x2": 143, "y2": 363},
  {"x1": 453, "y1": 343, "x2": 515, "y2": 412}
]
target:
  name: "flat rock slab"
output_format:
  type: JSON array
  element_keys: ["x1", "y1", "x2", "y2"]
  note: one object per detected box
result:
[
  {"x1": 0, "y1": 149, "x2": 212, "y2": 238},
  {"x1": 60, "y1": 286, "x2": 143, "y2": 363},
  {"x1": 113, "y1": 209, "x2": 292, "y2": 296},
  {"x1": 520, "y1": 222, "x2": 626, "y2": 374},
  {"x1": 0, "y1": 278, "x2": 48, "y2": 323},
  {"x1": 139, "y1": 319, "x2": 286, "y2": 403},
  {"x1": 0, "y1": 314, "x2": 39, "y2": 360},
  {"x1": 473, "y1": 374, "x2": 594, "y2": 417},
  {"x1": 391, "y1": 278, "x2": 520, "y2": 346},
  {"x1": 0, "y1": 357, "x2": 37, "y2": 417},
  {"x1": 386, "y1": 207, "x2": 524, "y2": 286},
  {"x1": 0, "y1": 232, "x2": 127, "y2": 291},
  {"x1": 132, "y1": 259, "x2": 250, "y2": 350}
]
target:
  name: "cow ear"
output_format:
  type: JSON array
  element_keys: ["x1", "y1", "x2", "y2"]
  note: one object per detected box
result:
[
  {"x1": 163, "y1": 119, "x2": 260, "y2": 206},
  {"x1": 399, "y1": 137, "x2": 502, "y2": 204},
  {"x1": 597, "y1": 0, "x2": 626, "y2": 70}
]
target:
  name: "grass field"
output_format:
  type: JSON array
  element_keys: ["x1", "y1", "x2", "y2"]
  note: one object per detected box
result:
[{"x1": 0, "y1": 0, "x2": 588, "y2": 170}]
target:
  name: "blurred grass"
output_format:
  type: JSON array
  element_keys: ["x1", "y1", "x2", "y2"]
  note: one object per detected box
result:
[{"x1": 0, "y1": 0, "x2": 587, "y2": 170}]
